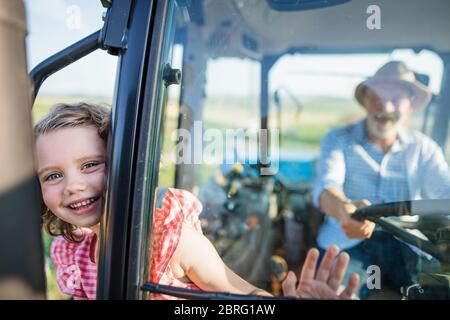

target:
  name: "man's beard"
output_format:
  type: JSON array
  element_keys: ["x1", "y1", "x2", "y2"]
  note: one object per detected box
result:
[{"x1": 366, "y1": 113, "x2": 400, "y2": 139}]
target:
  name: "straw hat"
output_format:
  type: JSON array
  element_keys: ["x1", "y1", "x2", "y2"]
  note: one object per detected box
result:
[{"x1": 355, "y1": 61, "x2": 432, "y2": 110}]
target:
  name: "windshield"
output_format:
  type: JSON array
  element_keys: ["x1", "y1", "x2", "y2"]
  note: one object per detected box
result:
[{"x1": 146, "y1": 0, "x2": 450, "y2": 300}]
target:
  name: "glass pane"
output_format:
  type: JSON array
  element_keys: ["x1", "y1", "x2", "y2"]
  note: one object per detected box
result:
[{"x1": 147, "y1": 0, "x2": 450, "y2": 300}]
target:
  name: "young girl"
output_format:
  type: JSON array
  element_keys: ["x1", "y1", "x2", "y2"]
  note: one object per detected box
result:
[{"x1": 35, "y1": 102, "x2": 359, "y2": 300}]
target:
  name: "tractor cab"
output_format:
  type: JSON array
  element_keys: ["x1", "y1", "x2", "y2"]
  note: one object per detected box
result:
[{"x1": 2, "y1": 0, "x2": 450, "y2": 300}]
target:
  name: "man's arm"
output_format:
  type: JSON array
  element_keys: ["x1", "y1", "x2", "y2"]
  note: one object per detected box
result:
[
  {"x1": 319, "y1": 187, "x2": 351, "y2": 221},
  {"x1": 319, "y1": 188, "x2": 375, "y2": 239},
  {"x1": 314, "y1": 130, "x2": 374, "y2": 239}
]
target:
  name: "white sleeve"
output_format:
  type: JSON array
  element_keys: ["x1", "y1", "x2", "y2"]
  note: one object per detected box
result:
[
  {"x1": 312, "y1": 130, "x2": 346, "y2": 207},
  {"x1": 420, "y1": 139, "x2": 450, "y2": 199}
]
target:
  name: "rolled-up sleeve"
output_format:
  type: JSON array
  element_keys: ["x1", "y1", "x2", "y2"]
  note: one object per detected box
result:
[
  {"x1": 420, "y1": 138, "x2": 450, "y2": 199},
  {"x1": 312, "y1": 129, "x2": 346, "y2": 208}
]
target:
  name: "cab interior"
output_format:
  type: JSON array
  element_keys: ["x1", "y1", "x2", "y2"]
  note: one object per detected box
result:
[{"x1": 152, "y1": 0, "x2": 450, "y2": 299}]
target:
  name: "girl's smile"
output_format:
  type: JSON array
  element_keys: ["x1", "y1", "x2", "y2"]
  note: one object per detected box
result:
[{"x1": 65, "y1": 196, "x2": 101, "y2": 215}]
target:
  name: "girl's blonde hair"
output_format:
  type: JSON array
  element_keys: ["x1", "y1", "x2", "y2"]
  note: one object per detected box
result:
[{"x1": 34, "y1": 102, "x2": 110, "y2": 243}]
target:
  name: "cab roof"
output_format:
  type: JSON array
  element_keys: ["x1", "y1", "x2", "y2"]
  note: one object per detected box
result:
[{"x1": 192, "y1": 0, "x2": 450, "y2": 59}]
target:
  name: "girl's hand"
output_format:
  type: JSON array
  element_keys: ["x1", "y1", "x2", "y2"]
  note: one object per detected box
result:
[{"x1": 281, "y1": 245, "x2": 360, "y2": 299}]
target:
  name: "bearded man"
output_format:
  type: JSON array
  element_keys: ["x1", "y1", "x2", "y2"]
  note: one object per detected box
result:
[{"x1": 313, "y1": 61, "x2": 450, "y2": 299}]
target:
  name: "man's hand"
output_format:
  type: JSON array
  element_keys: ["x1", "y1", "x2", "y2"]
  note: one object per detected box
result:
[
  {"x1": 281, "y1": 245, "x2": 360, "y2": 299},
  {"x1": 339, "y1": 199, "x2": 375, "y2": 239}
]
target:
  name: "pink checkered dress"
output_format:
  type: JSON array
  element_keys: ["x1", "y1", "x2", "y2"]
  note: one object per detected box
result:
[
  {"x1": 51, "y1": 188, "x2": 203, "y2": 300},
  {"x1": 50, "y1": 228, "x2": 97, "y2": 300},
  {"x1": 149, "y1": 188, "x2": 203, "y2": 300}
]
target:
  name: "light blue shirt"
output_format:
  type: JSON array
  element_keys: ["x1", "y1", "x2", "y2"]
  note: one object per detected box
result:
[{"x1": 313, "y1": 120, "x2": 450, "y2": 250}]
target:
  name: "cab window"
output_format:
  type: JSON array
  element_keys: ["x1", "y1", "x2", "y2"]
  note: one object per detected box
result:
[{"x1": 145, "y1": 0, "x2": 450, "y2": 299}]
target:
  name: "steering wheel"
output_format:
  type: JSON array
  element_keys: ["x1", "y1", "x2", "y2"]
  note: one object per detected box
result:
[{"x1": 352, "y1": 199, "x2": 450, "y2": 264}]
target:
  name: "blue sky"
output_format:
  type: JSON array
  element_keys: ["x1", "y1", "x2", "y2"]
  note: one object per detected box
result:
[{"x1": 24, "y1": 0, "x2": 117, "y2": 97}]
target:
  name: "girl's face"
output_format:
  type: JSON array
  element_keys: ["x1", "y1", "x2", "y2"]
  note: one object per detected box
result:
[{"x1": 36, "y1": 126, "x2": 106, "y2": 228}]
